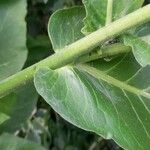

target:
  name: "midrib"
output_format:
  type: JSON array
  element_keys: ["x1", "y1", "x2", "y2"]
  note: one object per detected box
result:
[{"x1": 78, "y1": 64, "x2": 150, "y2": 99}]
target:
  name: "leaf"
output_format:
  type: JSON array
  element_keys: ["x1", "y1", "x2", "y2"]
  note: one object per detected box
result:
[
  {"x1": 0, "y1": 133, "x2": 45, "y2": 150},
  {"x1": 0, "y1": 113, "x2": 9, "y2": 125},
  {"x1": 0, "y1": 0, "x2": 27, "y2": 81},
  {"x1": 135, "y1": 22, "x2": 150, "y2": 43},
  {"x1": 48, "y1": 6, "x2": 85, "y2": 52},
  {"x1": 34, "y1": 54, "x2": 150, "y2": 150},
  {"x1": 35, "y1": 4, "x2": 150, "y2": 150},
  {"x1": 0, "y1": 83, "x2": 38, "y2": 133},
  {"x1": 123, "y1": 34, "x2": 150, "y2": 66},
  {"x1": 82, "y1": 0, "x2": 144, "y2": 34},
  {"x1": 0, "y1": 0, "x2": 38, "y2": 133}
]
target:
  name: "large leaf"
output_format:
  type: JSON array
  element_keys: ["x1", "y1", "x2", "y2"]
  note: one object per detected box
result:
[
  {"x1": 0, "y1": 113, "x2": 9, "y2": 125},
  {"x1": 34, "y1": 55, "x2": 150, "y2": 150},
  {"x1": 0, "y1": 133, "x2": 45, "y2": 150},
  {"x1": 48, "y1": 6, "x2": 85, "y2": 52},
  {"x1": 35, "y1": 5, "x2": 150, "y2": 150},
  {"x1": 82, "y1": 0, "x2": 144, "y2": 34},
  {"x1": 0, "y1": 0, "x2": 27, "y2": 81},
  {"x1": 0, "y1": 1, "x2": 38, "y2": 131}
]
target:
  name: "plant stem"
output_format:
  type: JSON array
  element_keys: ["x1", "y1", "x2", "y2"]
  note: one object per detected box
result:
[
  {"x1": 0, "y1": 4, "x2": 150, "y2": 98},
  {"x1": 80, "y1": 64, "x2": 150, "y2": 99},
  {"x1": 77, "y1": 43, "x2": 131, "y2": 63},
  {"x1": 106, "y1": 0, "x2": 113, "y2": 25}
]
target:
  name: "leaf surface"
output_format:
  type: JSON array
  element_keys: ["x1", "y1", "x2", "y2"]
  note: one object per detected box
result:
[
  {"x1": 34, "y1": 55, "x2": 150, "y2": 150},
  {"x1": 123, "y1": 23, "x2": 150, "y2": 66},
  {"x1": 48, "y1": 6, "x2": 85, "y2": 52},
  {"x1": 82, "y1": 0, "x2": 144, "y2": 34},
  {"x1": 0, "y1": 0, "x2": 27, "y2": 80},
  {"x1": 0, "y1": 133, "x2": 45, "y2": 150}
]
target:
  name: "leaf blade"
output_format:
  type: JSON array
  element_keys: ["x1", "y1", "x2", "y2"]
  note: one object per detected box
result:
[
  {"x1": 34, "y1": 59, "x2": 150, "y2": 149},
  {"x1": 48, "y1": 6, "x2": 85, "y2": 52},
  {"x1": 82, "y1": 0, "x2": 144, "y2": 34},
  {"x1": 0, "y1": 0, "x2": 27, "y2": 80}
]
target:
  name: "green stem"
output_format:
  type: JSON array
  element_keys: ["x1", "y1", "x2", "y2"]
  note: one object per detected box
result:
[
  {"x1": 0, "y1": 4, "x2": 150, "y2": 98},
  {"x1": 106, "y1": 0, "x2": 113, "y2": 25},
  {"x1": 77, "y1": 43, "x2": 131, "y2": 63},
  {"x1": 80, "y1": 64, "x2": 150, "y2": 99}
]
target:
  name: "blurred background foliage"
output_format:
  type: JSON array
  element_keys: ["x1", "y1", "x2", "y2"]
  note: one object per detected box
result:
[{"x1": 21, "y1": 0, "x2": 150, "y2": 149}]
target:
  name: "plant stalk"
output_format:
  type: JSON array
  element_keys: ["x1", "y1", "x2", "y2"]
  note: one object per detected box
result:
[
  {"x1": 76, "y1": 43, "x2": 131, "y2": 63},
  {"x1": 106, "y1": 0, "x2": 113, "y2": 25},
  {"x1": 0, "y1": 4, "x2": 150, "y2": 98}
]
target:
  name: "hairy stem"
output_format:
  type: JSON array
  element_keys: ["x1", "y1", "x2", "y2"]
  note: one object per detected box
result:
[
  {"x1": 106, "y1": 0, "x2": 113, "y2": 25},
  {"x1": 0, "y1": 4, "x2": 150, "y2": 98}
]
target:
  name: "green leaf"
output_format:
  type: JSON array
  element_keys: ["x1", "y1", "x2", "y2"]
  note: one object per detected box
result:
[
  {"x1": 82, "y1": 0, "x2": 144, "y2": 34},
  {"x1": 0, "y1": 113, "x2": 9, "y2": 125},
  {"x1": 34, "y1": 55, "x2": 150, "y2": 150},
  {"x1": 48, "y1": 6, "x2": 85, "y2": 52},
  {"x1": 0, "y1": 133, "x2": 45, "y2": 150},
  {"x1": 36, "y1": 4, "x2": 150, "y2": 150},
  {"x1": 135, "y1": 22, "x2": 150, "y2": 43},
  {"x1": 122, "y1": 22, "x2": 150, "y2": 66},
  {"x1": 123, "y1": 34, "x2": 150, "y2": 66},
  {"x1": 0, "y1": 0, "x2": 27, "y2": 80},
  {"x1": 0, "y1": 84, "x2": 38, "y2": 133},
  {"x1": 0, "y1": 0, "x2": 38, "y2": 133}
]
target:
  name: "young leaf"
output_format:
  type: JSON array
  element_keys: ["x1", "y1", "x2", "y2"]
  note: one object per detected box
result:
[
  {"x1": 82, "y1": 0, "x2": 144, "y2": 34},
  {"x1": 0, "y1": 1, "x2": 38, "y2": 133},
  {"x1": 35, "y1": 4, "x2": 150, "y2": 150},
  {"x1": 48, "y1": 6, "x2": 85, "y2": 52},
  {"x1": 0, "y1": 133, "x2": 45, "y2": 150},
  {"x1": 0, "y1": 0, "x2": 27, "y2": 80}
]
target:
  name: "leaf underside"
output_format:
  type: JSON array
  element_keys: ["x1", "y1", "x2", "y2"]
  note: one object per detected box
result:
[
  {"x1": 82, "y1": 0, "x2": 144, "y2": 34},
  {"x1": 35, "y1": 55, "x2": 150, "y2": 150}
]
